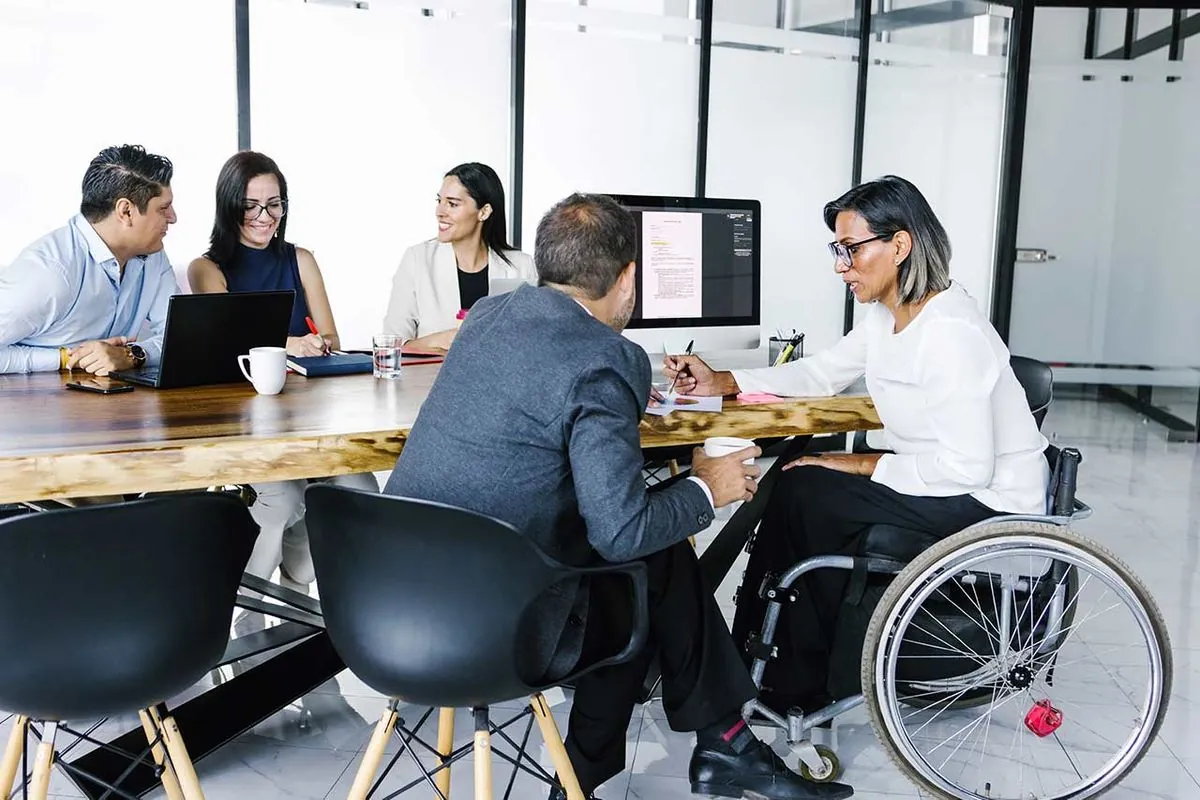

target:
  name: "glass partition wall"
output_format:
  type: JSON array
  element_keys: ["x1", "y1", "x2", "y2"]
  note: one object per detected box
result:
[
  {"x1": 1003, "y1": 5, "x2": 1200, "y2": 441},
  {"x1": 1, "y1": 0, "x2": 1114, "y2": 358},
  {"x1": 707, "y1": 0, "x2": 860, "y2": 352}
]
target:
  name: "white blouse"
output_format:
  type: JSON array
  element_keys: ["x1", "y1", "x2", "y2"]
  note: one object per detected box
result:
[{"x1": 733, "y1": 283, "x2": 1049, "y2": 514}]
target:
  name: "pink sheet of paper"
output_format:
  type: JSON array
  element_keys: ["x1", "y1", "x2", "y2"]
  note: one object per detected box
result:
[{"x1": 736, "y1": 392, "x2": 784, "y2": 405}]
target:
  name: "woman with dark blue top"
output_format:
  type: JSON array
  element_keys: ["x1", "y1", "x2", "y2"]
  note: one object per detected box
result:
[
  {"x1": 188, "y1": 151, "x2": 377, "y2": 592},
  {"x1": 221, "y1": 238, "x2": 312, "y2": 337},
  {"x1": 189, "y1": 151, "x2": 335, "y2": 357}
]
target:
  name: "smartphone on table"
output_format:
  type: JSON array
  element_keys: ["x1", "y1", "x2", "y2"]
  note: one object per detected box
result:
[{"x1": 64, "y1": 376, "x2": 135, "y2": 395}]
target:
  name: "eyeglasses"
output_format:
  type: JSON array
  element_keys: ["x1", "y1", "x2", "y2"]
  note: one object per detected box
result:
[
  {"x1": 827, "y1": 233, "x2": 894, "y2": 267},
  {"x1": 242, "y1": 200, "x2": 288, "y2": 221}
]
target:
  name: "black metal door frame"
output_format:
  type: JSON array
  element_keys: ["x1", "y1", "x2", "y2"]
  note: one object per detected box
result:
[
  {"x1": 991, "y1": 0, "x2": 1193, "y2": 341},
  {"x1": 990, "y1": 1, "x2": 1199, "y2": 442}
]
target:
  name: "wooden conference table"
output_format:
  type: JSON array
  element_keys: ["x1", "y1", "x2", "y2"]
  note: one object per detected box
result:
[{"x1": 0, "y1": 365, "x2": 879, "y2": 797}]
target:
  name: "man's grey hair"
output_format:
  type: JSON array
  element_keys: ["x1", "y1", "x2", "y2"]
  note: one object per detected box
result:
[{"x1": 535, "y1": 193, "x2": 637, "y2": 301}]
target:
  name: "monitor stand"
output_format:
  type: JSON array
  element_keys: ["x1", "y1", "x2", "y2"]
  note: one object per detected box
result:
[{"x1": 622, "y1": 324, "x2": 760, "y2": 354}]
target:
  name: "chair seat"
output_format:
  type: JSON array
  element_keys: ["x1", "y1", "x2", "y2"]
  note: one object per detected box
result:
[{"x1": 860, "y1": 524, "x2": 941, "y2": 563}]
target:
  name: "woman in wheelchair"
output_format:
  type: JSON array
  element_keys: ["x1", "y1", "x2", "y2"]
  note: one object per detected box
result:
[{"x1": 662, "y1": 175, "x2": 1050, "y2": 713}]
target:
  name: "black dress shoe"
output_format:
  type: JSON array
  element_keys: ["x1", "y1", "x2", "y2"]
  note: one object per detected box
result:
[
  {"x1": 688, "y1": 740, "x2": 854, "y2": 799},
  {"x1": 546, "y1": 786, "x2": 600, "y2": 800}
]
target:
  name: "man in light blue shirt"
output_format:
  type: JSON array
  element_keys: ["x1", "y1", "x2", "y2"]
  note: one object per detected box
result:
[{"x1": 0, "y1": 144, "x2": 179, "y2": 375}]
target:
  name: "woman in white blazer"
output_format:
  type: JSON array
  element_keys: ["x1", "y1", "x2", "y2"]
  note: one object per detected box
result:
[{"x1": 384, "y1": 162, "x2": 536, "y2": 350}]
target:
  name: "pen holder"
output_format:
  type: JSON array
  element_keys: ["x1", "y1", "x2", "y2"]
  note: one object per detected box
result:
[{"x1": 768, "y1": 334, "x2": 804, "y2": 367}]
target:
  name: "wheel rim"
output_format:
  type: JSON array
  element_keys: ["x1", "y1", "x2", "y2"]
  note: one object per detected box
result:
[{"x1": 872, "y1": 535, "x2": 1166, "y2": 800}]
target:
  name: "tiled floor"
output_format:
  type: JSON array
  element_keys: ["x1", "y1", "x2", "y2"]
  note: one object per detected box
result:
[{"x1": 4, "y1": 392, "x2": 1198, "y2": 799}]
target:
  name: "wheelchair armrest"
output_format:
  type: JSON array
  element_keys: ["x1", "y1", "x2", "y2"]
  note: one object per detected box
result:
[{"x1": 1069, "y1": 498, "x2": 1093, "y2": 522}]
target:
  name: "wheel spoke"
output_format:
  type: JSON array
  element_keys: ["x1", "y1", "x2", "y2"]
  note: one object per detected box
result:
[
  {"x1": 930, "y1": 688, "x2": 1024, "y2": 771},
  {"x1": 966, "y1": 578, "x2": 1003, "y2": 658},
  {"x1": 906, "y1": 616, "x2": 994, "y2": 670},
  {"x1": 931, "y1": 584, "x2": 1002, "y2": 650}
]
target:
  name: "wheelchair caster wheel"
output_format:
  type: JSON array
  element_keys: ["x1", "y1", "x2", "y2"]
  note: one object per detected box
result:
[{"x1": 798, "y1": 745, "x2": 841, "y2": 782}]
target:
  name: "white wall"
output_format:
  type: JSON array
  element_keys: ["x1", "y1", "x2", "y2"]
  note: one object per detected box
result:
[
  {"x1": 707, "y1": 13, "x2": 858, "y2": 351},
  {"x1": 250, "y1": 0, "x2": 512, "y2": 349},
  {"x1": 522, "y1": 2, "x2": 699, "y2": 248},
  {"x1": 860, "y1": 39, "x2": 1008, "y2": 321},
  {"x1": 0, "y1": 0, "x2": 235, "y2": 270}
]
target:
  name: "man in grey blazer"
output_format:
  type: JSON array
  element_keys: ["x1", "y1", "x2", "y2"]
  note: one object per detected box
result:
[{"x1": 385, "y1": 194, "x2": 853, "y2": 800}]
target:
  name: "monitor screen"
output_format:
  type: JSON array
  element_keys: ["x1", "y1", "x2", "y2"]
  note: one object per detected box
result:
[{"x1": 608, "y1": 195, "x2": 761, "y2": 331}]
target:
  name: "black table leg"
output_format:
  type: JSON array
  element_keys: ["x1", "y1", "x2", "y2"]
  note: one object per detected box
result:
[
  {"x1": 62, "y1": 587, "x2": 344, "y2": 799},
  {"x1": 696, "y1": 436, "x2": 809, "y2": 594}
]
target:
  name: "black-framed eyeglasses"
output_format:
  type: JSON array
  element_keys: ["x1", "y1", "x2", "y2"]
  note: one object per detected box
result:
[
  {"x1": 827, "y1": 233, "x2": 893, "y2": 267},
  {"x1": 242, "y1": 199, "x2": 288, "y2": 221}
]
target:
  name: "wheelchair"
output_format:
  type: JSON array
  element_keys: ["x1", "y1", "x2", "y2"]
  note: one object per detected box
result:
[{"x1": 738, "y1": 358, "x2": 1173, "y2": 800}]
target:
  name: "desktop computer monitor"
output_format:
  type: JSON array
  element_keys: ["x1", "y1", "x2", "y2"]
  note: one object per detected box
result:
[{"x1": 608, "y1": 194, "x2": 761, "y2": 352}]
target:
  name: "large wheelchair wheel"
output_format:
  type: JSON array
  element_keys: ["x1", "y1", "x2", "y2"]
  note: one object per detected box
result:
[
  {"x1": 894, "y1": 560, "x2": 1079, "y2": 712},
  {"x1": 862, "y1": 520, "x2": 1171, "y2": 800}
]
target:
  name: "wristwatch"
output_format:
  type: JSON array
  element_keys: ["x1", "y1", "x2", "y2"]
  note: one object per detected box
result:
[{"x1": 126, "y1": 343, "x2": 147, "y2": 369}]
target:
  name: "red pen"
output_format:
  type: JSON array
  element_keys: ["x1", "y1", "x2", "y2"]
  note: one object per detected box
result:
[{"x1": 304, "y1": 316, "x2": 329, "y2": 355}]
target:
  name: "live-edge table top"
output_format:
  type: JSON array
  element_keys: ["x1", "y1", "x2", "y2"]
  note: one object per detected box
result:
[{"x1": 0, "y1": 366, "x2": 879, "y2": 503}]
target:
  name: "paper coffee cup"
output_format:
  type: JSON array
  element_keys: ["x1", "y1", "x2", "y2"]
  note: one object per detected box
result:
[{"x1": 703, "y1": 436, "x2": 756, "y2": 464}]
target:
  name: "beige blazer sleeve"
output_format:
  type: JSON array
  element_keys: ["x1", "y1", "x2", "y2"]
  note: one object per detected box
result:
[
  {"x1": 383, "y1": 240, "x2": 537, "y2": 340},
  {"x1": 382, "y1": 242, "x2": 426, "y2": 340}
]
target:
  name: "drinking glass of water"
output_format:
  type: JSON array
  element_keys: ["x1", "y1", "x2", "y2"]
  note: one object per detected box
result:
[{"x1": 372, "y1": 334, "x2": 403, "y2": 380}]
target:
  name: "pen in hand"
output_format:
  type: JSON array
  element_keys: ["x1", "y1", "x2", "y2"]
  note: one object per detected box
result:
[
  {"x1": 665, "y1": 339, "x2": 695, "y2": 396},
  {"x1": 304, "y1": 316, "x2": 330, "y2": 355}
]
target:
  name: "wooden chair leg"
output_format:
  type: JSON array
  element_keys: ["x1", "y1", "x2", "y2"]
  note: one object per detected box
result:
[
  {"x1": 0, "y1": 715, "x2": 28, "y2": 799},
  {"x1": 156, "y1": 712, "x2": 205, "y2": 800},
  {"x1": 29, "y1": 721, "x2": 57, "y2": 800},
  {"x1": 530, "y1": 694, "x2": 585, "y2": 800},
  {"x1": 348, "y1": 702, "x2": 398, "y2": 800},
  {"x1": 435, "y1": 706, "x2": 455, "y2": 799},
  {"x1": 140, "y1": 709, "x2": 184, "y2": 800},
  {"x1": 472, "y1": 708, "x2": 492, "y2": 800}
]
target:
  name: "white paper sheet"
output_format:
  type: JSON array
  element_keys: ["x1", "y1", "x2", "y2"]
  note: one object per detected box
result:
[
  {"x1": 641, "y1": 211, "x2": 703, "y2": 319},
  {"x1": 645, "y1": 394, "x2": 724, "y2": 416}
]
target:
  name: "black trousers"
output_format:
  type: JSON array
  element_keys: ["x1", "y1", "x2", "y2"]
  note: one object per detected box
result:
[
  {"x1": 563, "y1": 540, "x2": 757, "y2": 794},
  {"x1": 731, "y1": 465, "x2": 997, "y2": 712}
]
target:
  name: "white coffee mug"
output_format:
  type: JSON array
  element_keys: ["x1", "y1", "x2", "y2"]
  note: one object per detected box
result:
[
  {"x1": 703, "y1": 436, "x2": 757, "y2": 464},
  {"x1": 237, "y1": 346, "x2": 287, "y2": 395}
]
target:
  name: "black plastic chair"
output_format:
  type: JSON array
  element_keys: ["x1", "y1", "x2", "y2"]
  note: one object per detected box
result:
[
  {"x1": 305, "y1": 485, "x2": 649, "y2": 800},
  {"x1": 0, "y1": 494, "x2": 257, "y2": 800},
  {"x1": 1011, "y1": 354, "x2": 1054, "y2": 429}
]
